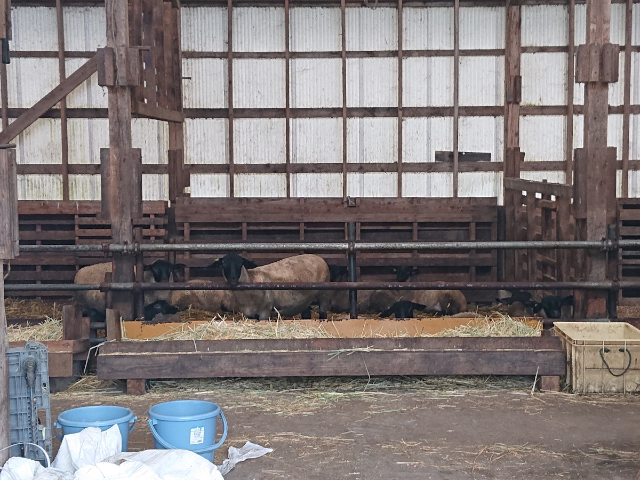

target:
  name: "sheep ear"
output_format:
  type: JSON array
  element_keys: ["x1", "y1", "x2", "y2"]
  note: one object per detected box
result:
[
  {"x1": 143, "y1": 264, "x2": 152, "y2": 271},
  {"x1": 242, "y1": 258, "x2": 258, "y2": 269},
  {"x1": 392, "y1": 267, "x2": 398, "y2": 273},
  {"x1": 413, "y1": 302, "x2": 426, "y2": 310},
  {"x1": 411, "y1": 268, "x2": 420, "y2": 276},
  {"x1": 562, "y1": 295, "x2": 574, "y2": 306},
  {"x1": 209, "y1": 258, "x2": 222, "y2": 268},
  {"x1": 532, "y1": 303, "x2": 543, "y2": 313}
]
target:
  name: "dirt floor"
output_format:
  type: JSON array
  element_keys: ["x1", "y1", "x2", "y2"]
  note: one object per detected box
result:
[{"x1": 50, "y1": 376, "x2": 640, "y2": 479}]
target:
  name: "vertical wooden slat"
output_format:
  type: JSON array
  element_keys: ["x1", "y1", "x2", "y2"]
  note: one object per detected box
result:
[
  {"x1": 397, "y1": 0, "x2": 403, "y2": 198},
  {"x1": 163, "y1": 1, "x2": 173, "y2": 112},
  {"x1": 152, "y1": 0, "x2": 166, "y2": 107},
  {"x1": 526, "y1": 191, "x2": 537, "y2": 282},
  {"x1": 565, "y1": 0, "x2": 575, "y2": 185},
  {"x1": 168, "y1": 4, "x2": 186, "y2": 203},
  {"x1": 56, "y1": 0, "x2": 69, "y2": 200},
  {"x1": 130, "y1": 0, "x2": 144, "y2": 104},
  {"x1": 285, "y1": 0, "x2": 291, "y2": 198},
  {"x1": 141, "y1": 0, "x2": 156, "y2": 106},
  {"x1": 469, "y1": 221, "x2": 477, "y2": 282},
  {"x1": 341, "y1": 0, "x2": 347, "y2": 199},
  {"x1": 0, "y1": 268, "x2": 8, "y2": 466},
  {"x1": 227, "y1": 0, "x2": 235, "y2": 197},
  {"x1": 621, "y1": 0, "x2": 632, "y2": 197},
  {"x1": 0, "y1": 64, "x2": 7, "y2": 130},
  {"x1": 452, "y1": 0, "x2": 460, "y2": 197}
]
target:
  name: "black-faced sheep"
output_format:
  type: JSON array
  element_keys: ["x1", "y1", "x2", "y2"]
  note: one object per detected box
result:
[
  {"x1": 74, "y1": 260, "x2": 182, "y2": 313},
  {"x1": 533, "y1": 295, "x2": 573, "y2": 319},
  {"x1": 211, "y1": 253, "x2": 330, "y2": 320},
  {"x1": 380, "y1": 300, "x2": 426, "y2": 319},
  {"x1": 144, "y1": 299, "x2": 180, "y2": 321}
]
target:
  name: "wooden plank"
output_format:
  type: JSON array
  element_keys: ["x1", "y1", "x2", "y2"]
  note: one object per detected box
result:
[
  {"x1": 526, "y1": 192, "x2": 537, "y2": 282},
  {"x1": 397, "y1": 0, "x2": 403, "y2": 197},
  {"x1": 504, "y1": 178, "x2": 573, "y2": 198},
  {"x1": 106, "y1": 309, "x2": 122, "y2": 342},
  {"x1": 621, "y1": 0, "x2": 632, "y2": 197},
  {"x1": 341, "y1": 0, "x2": 347, "y2": 198},
  {"x1": 285, "y1": 0, "x2": 291, "y2": 198},
  {"x1": 452, "y1": 0, "x2": 459, "y2": 197},
  {"x1": 132, "y1": 101, "x2": 184, "y2": 122},
  {"x1": 0, "y1": 149, "x2": 18, "y2": 260},
  {"x1": 56, "y1": 0, "x2": 69, "y2": 200},
  {"x1": 227, "y1": 0, "x2": 234, "y2": 197},
  {"x1": 0, "y1": 55, "x2": 98, "y2": 144},
  {"x1": 97, "y1": 337, "x2": 566, "y2": 379},
  {"x1": 62, "y1": 304, "x2": 89, "y2": 340},
  {"x1": 141, "y1": 0, "x2": 156, "y2": 105},
  {"x1": 0, "y1": 267, "x2": 9, "y2": 466},
  {"x1": 435, "y1": 151, "x2": 492, "y2": 163},
  {"x1": 127, "y1": 379, "x2": 146, "y2": 395}
]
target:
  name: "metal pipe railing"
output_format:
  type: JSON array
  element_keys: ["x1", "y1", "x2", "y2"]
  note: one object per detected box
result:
[
  {"x1": 5, "y1": 280, "x2": 638, "y2": 292},
  {"x1": 17, "y1": 239, "x2": 621, "y2": 253}
]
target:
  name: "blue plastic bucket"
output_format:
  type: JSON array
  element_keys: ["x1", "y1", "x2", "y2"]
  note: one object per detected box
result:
[
  {"x1": 147, "y1": 400, "x2": 228, "y2": 462},
  {"x1": 54, "y1": 406, "x2": 137, "y2": 451}
]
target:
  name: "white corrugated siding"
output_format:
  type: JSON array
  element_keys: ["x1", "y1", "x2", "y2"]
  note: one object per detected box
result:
[
  {"x1": 458, "y1": 116, "x2": 503, "y2": 163},
  {"x1": 233, "y1": 59, "x2": 285, "y2": 108},
  {"x1": 346, "y1": 8, "x2": 397, "y2": 51},
  {"x1": 521, "y1": 116, "x2": 565, "y2": 162},
  {"x1": 132, "y1": 119, "x2": 169, "y2": 165},
  {"x1": 234, "y1": 118, "x2": 286, "y2": 164},
  {"x1": 184, "y1": 119, "x2": 228, "y2": 165},
  {"x1": 631, "y1": 52, "x2": 640, "y2": 104},
  {"x1": 143, "y1": 174, "x2": 168, "y2": 201},
  {"x1": 403, "y1": 57, "x2": 453, "y2": 107},
  {"x1": 18, "y1": 175, "x2": 62, "y2": 201},
  {"x1": 233, "y1": 7, "x2": 284, "y2": 52},
  {"x1": 290, "y1": 8, "x2": 341, "y2": 52},
  {"x1": 69, "y1": 175, "x2": 100, "y2": 201},
  {"x1": 8, "y1": 59, "x2": 59, "y2": 108},
  {"x1": 347, "y1": 117, "x2": 397, "y2": 163},
  {"x1": 635, "y1": 4, "x2": 640, "y2": 45},
  {"x1": 520, "y1": 171, "x2": 566, "y2": 184},
  {"x1": 573, "y1": 4, "x2": 625, "y2": 45},
  {"x1": 16, "y1": 119, "x2": 62, "y2": 165},
  {"x1": 403, "y1": 7, "x2": 453, "y2": 50},
  {"x1": 68, "y1": 118, "x2": 108, "y2": 165},
  {"x1": 182, "y1": 7, "x2": 228, "y2": 52},
  {"x1": 346, "y1": 57, "x2": 398, "y2": 107},
  {"x1": 291, "y1": 118, "x2": 342, "y2": 164},
  {"x1": 522, "y1": 53, "x2": 566, "y2": 106},
  {"x1": 190, "y1": 174, "x2": 229, "y2": 197},
  {"x1": 459, "y1": 172, "x2": 502, "y2": 201},
  {"x1": 65, "y1": 58, "x2": 107, "y2": 108},
  {"x1": 291, "y1": 173, "x2": 343, "y2": 197},
  {"x1": 403, "y1": 173, "x2": 453, "y2": 197},
  {"x1": 521, "y1": 5, "x2": 567, "y2": 47},
  {"x1": 402, "y1": 117, "x2": 453, "y2": 163},
  {"x1": 290, "y1": 58, "x2": 342, "y2": 108},
  {"x1": 347, "y1": 172, "x2": 397, "y2": 197},
  {"x1": 182, "y1": 58, "x2": 227, "y2": 108},
  {"x1": 64, "y1": 7, "x2": 106, "y2": 51},
  {"x1": 235, "y1": 173, "x2": 287, "y2": 197},
  {"x1": 459, "y1": 56, "x2": 504, "y2": 106},
  {"x1": 459, "y1": 7, "x2": 504, "y2": 50},
  {"x1": 12, "y1": 7, "x2": 57, "y2": 51}
]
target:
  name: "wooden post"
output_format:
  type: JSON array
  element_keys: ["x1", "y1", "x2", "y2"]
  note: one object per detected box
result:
[
  {"x1": 573, "y1": 0, "x2": 617, "y2": 319},
  {"x1": 105, "y1": 0, "x2": 139, "y2": 321},
  {"x1": 503, "y1": 0, "x2": 521, "y2": 281},
  {"x1": 0, "y1": 146, "x2": 18, "y2": 467}
]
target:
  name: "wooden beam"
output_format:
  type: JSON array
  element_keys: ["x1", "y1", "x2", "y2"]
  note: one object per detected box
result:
[
  {"x1": 106, "y1": 309, "x2": 122, "y2": 341},
  {"x1": 573, "y1": 0, "x2": 616, "y2": 319},
  {"x1": 0, "y1": 268, "x2": 9, "y2": 466},
  {"x1": 504, "y1": 178, "x2": 573, "y2": 198},
  {"x1": 106, "y1": 0, "x2": 136, "y2": 321},
  {"x1": 453, "y1": 0, "x2": 460, "y2": 197},
  {"x1": 0, "y1": 55, "x2": 97, "y2": 144},
  {"x1": 621, "y1": 0, "x2": 632, "y2": 197},
  {"x1": 0, "y1": 149, "x2": 18, "y2": 260},
  {"x1": 341, "y1": 0, "x2": 347, "y2": 198},
  {"x1": 566, "y1": 0, "x2": 575, "y2": 185},
  {"x1": 97, "y1": 337, "x2": 566, "y2": 379},
  {"x1": 56, "y1": 0, "x2": 69, "y2": 200},
  {"x1": 132, "y1": 101, "x2": 184, "y2": 122},
  {"x1": 397, "y1": 0, "x2": 403, "y2": 197}
]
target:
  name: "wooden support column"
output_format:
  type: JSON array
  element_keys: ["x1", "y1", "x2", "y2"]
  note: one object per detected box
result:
[
  {"x1": 285, "y1": 0, "x2": 291, "y2": 198},
  {"x1": 503, "y1": 0, "x2": 521, "y2": 281},
  {"x1": 168, "y1": 3, "x2": 185, "y2": 204},
  {"x1": 452, "y1": 0, "x2": 460, "y2": 197},
  {"x1": 341, "y1": 0, "x2": 347, "y2": 199},
  {"x1": 0, "y1": 146, "x2": 18, "y2": 467},
  {"x1": 621, "y1": 0, "x2": 632, "y2": 197},
  {"x1": 573, "y1": 0, "x2": 617, "y2": 319},
  {"x1": 56, "y1": 0, "x2": 69, "y2": 200},
  {"x1": 227, "y1": 0, "x2": 235, "y2": 197},
  {"x1": 397, "y1": 0, "x2": 403, "y2": 197},
  {"x1": 106, "y1": 0, "x2": 138, "y2": 321},
  {"x1": 565, "y1": 0, "x2": 575, "y2": 185}
]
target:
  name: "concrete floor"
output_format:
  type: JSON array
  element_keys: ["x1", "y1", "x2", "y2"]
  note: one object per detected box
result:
[{"x1": 50, "y1": 376, "x2": 640, "y2": 479}]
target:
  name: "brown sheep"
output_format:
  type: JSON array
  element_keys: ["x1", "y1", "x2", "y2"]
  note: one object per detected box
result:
[{"x1": 211, "y1": 253, "x2": 330, "y2": 320}]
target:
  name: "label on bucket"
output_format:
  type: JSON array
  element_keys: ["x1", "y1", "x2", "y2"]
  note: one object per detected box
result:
[{"x1": 190, "y1": 426, "x2": 205, "y2": 445}]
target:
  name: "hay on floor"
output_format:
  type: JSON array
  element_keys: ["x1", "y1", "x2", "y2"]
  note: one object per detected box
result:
[
  {"x1": 4, "y1": 298, "x2": 63, "y2": 320},
  {"x1": 6, "y1": 317, "x2": 63, "y2": 342}
]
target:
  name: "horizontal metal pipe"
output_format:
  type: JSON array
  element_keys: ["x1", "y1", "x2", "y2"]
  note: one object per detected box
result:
[
  {"x1": 5, "y1": 280, "x2": 636, "y2": 292},
  {"x1": 91, "y1": 322, "x2": 106, "y2": 329},
  {"x1": 17, "y1": 239, "x2": 617, "y2": 254}
]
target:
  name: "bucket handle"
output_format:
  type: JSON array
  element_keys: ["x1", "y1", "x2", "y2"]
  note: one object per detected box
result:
[
  {"x1": 53, "y1": 417, "x2": 136, "y2": 442},
  {"x1": 600, "y1": 347, "x2": 632, "y2": 377},
  {"x1": 147, "y1": 411, "x2": 228, "y2": 452},
  {"x1": 129, "y1": 416, "x2": 137, "y2": 433},
  {"x1": 53, "y1": 422, "x2": 62, "y2": 442}
]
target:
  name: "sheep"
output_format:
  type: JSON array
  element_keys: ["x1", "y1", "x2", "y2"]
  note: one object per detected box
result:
[
  {"x1": 211, "y1": 253, "x2": 330, "y2": 320},
  {"x1": 380, "y1": 300, "x2": 426, "y2": 319},
  {"x1": 144, "y1": 300, "x2": 180, "y2": 321},
  {"x1": 533, "y1": 295, "x2": 573, "y2": 319},
  {"x1": 391, "y1": 266, "x2": 468, "y2": 316},
  {"x1": 74, "y1": 259, "x2": 182, "y2": 313},
  {"x1": 170, "y1": 281, "x2": 236, "y2": 313},
  {"x1": 316, "y1": 265, "x2": 373, "y2": 320}
]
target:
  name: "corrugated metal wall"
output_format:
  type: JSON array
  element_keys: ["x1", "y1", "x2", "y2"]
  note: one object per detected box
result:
[{"x1": 7, "y1": 3, "x2": 640, "y2": 202}]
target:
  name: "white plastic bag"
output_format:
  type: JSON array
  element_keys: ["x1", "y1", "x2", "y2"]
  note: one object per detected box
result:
[{"x1": 51, "y1": 426, "x2": 122, "y2": 473}]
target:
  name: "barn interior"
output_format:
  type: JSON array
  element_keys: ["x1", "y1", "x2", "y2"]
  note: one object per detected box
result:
[{"x1": 1, "y1": 0, "x2": 640, "y2": 476}]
